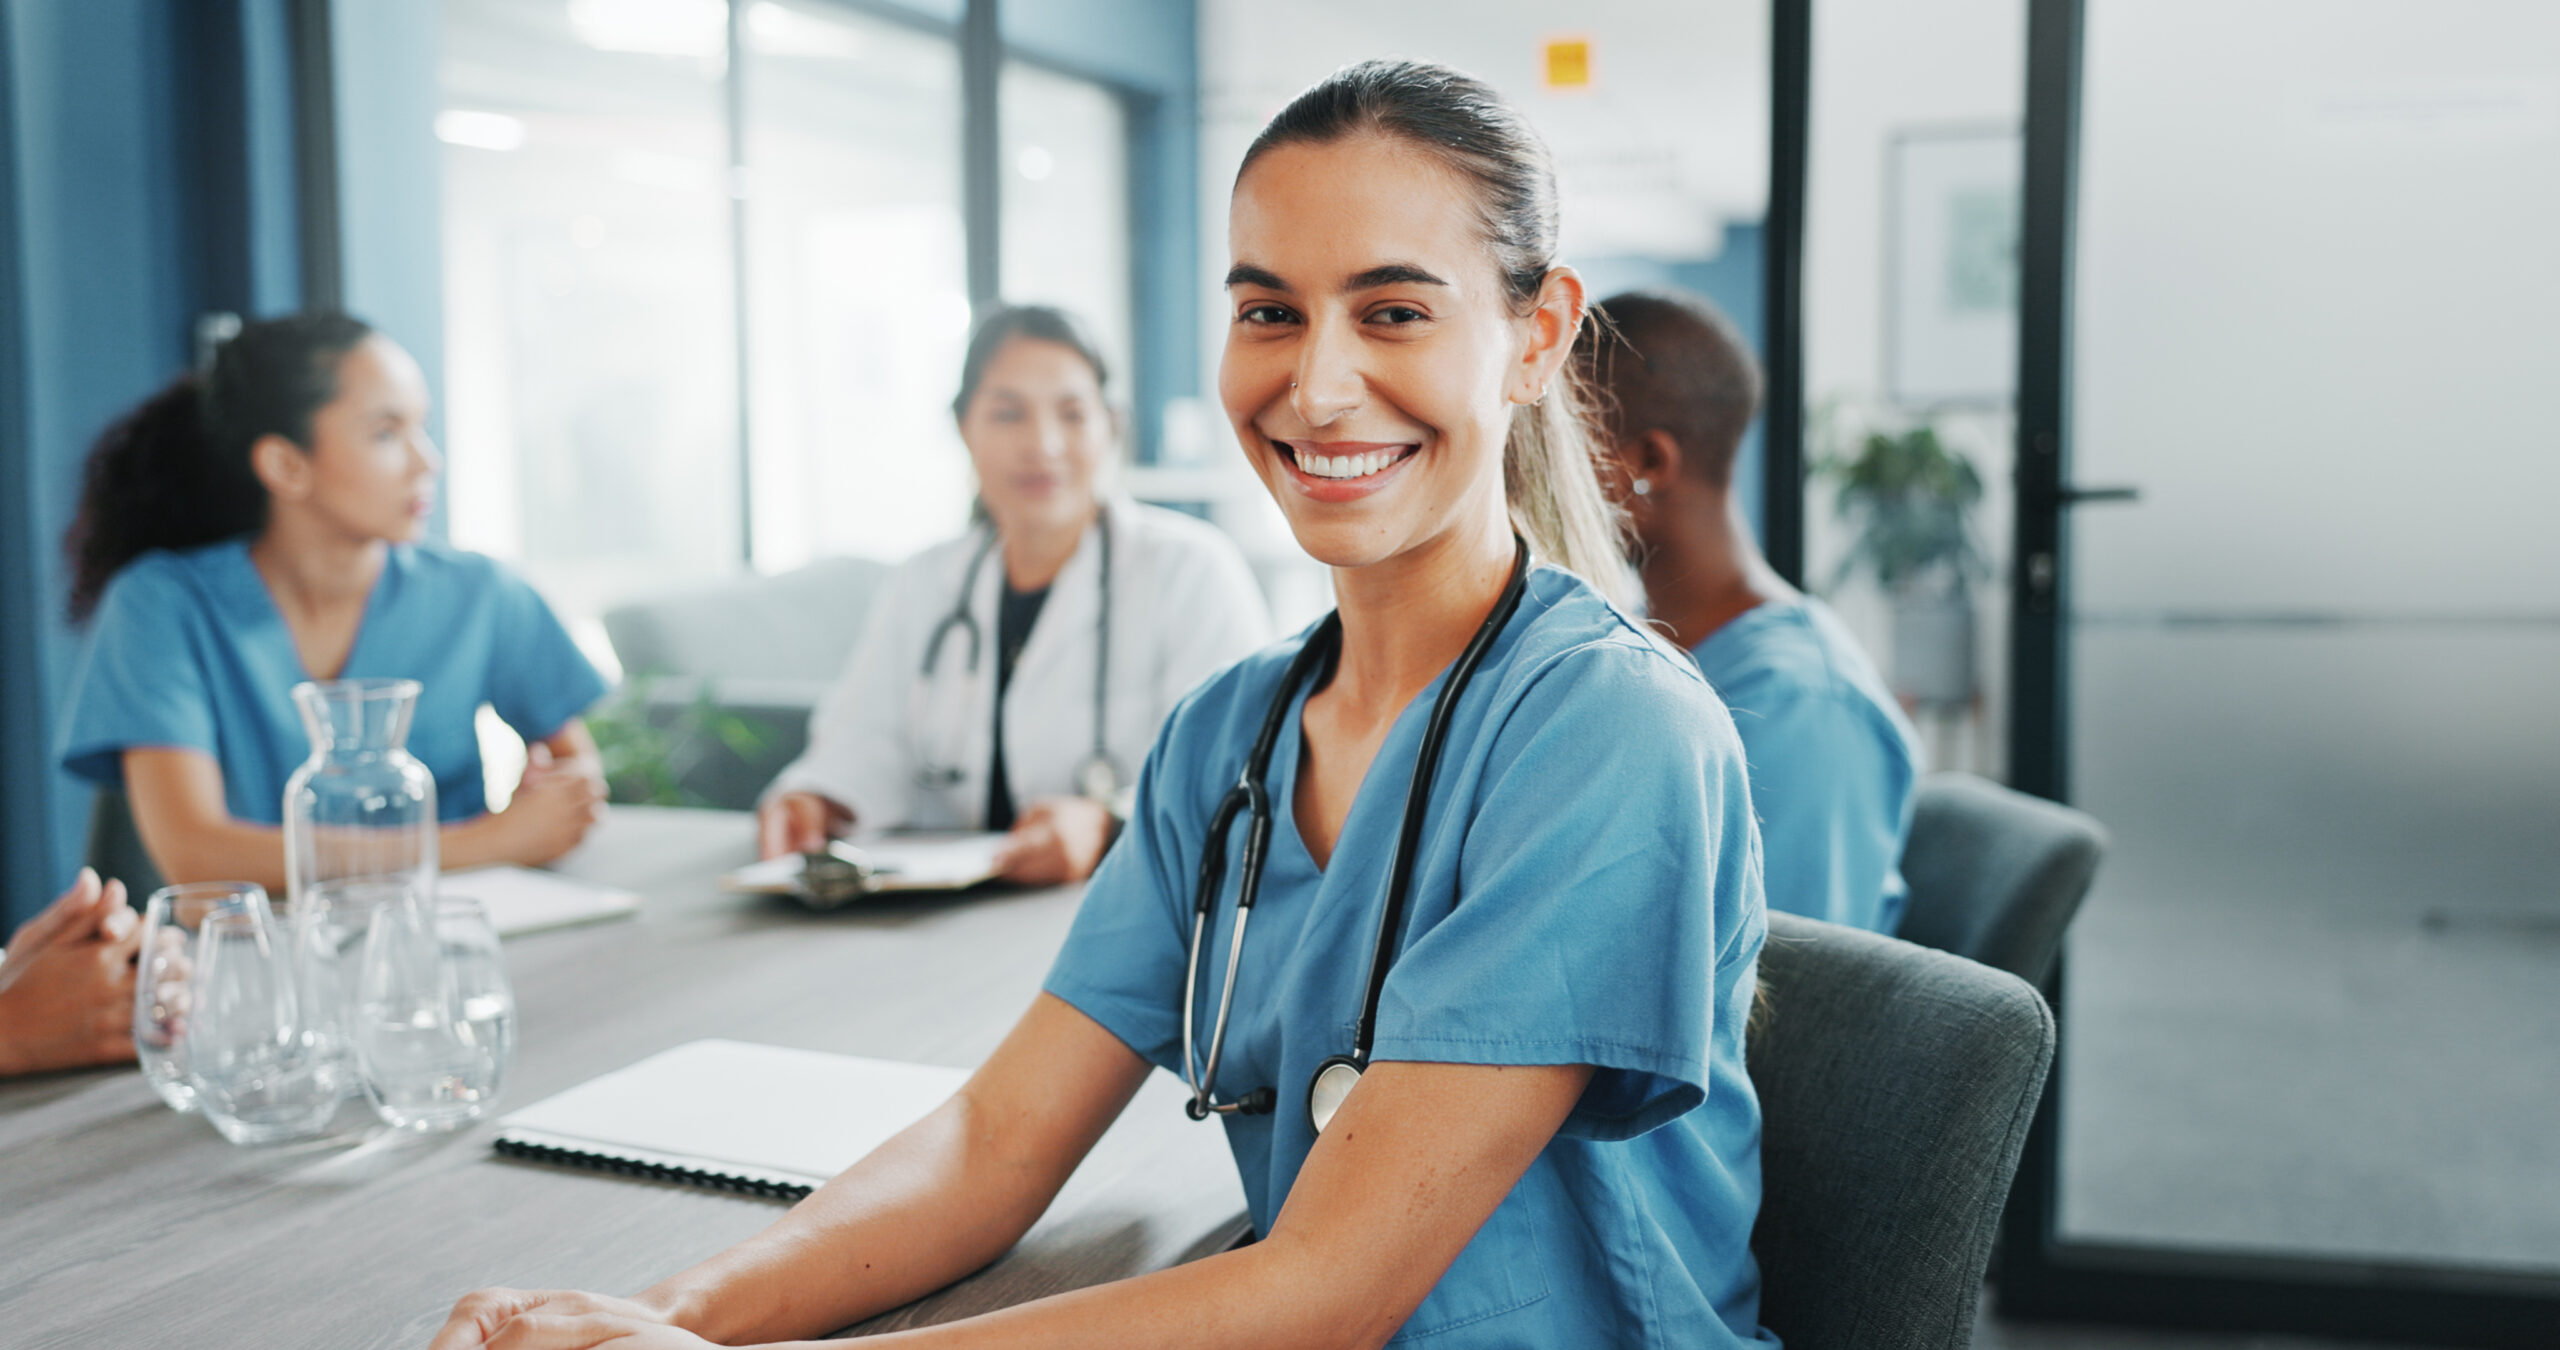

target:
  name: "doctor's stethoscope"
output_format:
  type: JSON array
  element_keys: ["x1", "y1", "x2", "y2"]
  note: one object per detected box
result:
[
  {"x1": 1182, "y1": 535, "x2": 1530, "y2": 1136},
  {"x1": 914, "y1": 510, "x2": 1122, "y2": 803}
]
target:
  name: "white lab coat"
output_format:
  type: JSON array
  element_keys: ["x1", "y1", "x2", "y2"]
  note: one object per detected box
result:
[{"x1": 769, "y1": 498, "x2": 1273, "y2": 831}]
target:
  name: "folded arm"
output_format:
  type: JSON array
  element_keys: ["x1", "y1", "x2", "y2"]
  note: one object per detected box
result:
[{"x1": 126, "y1": 733, "x2": 604, "y2": 892}]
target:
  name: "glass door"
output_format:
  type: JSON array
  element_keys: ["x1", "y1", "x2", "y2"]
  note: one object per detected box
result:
[{"x1": 2006, "y1": 0, "x2": 2560, "y2": 1340}]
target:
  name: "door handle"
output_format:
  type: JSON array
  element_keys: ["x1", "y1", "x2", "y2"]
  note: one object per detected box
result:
[{"x1": 2059, "y1": 484, "x2": 2141, "y2": 505}]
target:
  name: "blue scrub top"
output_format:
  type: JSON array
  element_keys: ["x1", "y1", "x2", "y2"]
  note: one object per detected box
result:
[
  {"x1": 57, "y1": 539, "x2": 608, "y2": 824},
  {"x1": 1047, "y1": 567, "x2": 1779, "y2": 1349},
  {"x1": 1690, "y1": 596, "x2": 1920, "y2": 933}
]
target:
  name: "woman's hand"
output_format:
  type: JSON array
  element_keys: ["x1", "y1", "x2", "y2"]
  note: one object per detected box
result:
[
  {"x1": 0, "y1": 869, "x2": 142, "y2": 1076},
  {"x1": 426, "y1": 1288, "x2": 709, "y2": 1350},
  {"x1": 756, "y1": 791, "x2": 849, "y2": 861},
  {"x1": 493, "y1": 767, "x2": 607, "y2": 865},
  {"x1": 993, "y1": 797, "x2": 1116, "y2": 886}
]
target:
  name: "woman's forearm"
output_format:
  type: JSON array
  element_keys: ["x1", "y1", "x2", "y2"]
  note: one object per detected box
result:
[
  {"x1": 146, "y1": 815, "x2": 290, "y2": 893},
  {"x1": 437, "y1": 814, "x2": 520, "y2": 872},
  {"x1": 826, "y1": 1230, "x2": 1384, "y2": 1350},
  {"x1": 641, "y1": 1087, "x2": 1076, "y2": 1343}
]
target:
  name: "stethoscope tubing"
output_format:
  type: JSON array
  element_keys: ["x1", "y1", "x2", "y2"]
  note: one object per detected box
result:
[
  {"x1": 1180, "y1": 539, "x2": 1530, "y2": 1127},
  {"x1": 914, "y1": 510, "x2": 1119, "y2": 800}
]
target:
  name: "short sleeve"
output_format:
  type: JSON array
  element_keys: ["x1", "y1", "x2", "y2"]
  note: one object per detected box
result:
[
  {"x1": 485, "y1": 565, "x2": 608, "y2": 742},
  {"x1": 56, "y1": 563, "x2": 219, "y2": 786},
  {"x1": 1368, "y1": 645, "x2": 1753, "y2": 1142},
  {"x1": 1040, "y1": 700, "x2": 1206, "y2": 1069},
  {"x1": 1726, "y1": 678, "x2": 1915, "y2": 931},
  {"x1": 767, "y1": 558, "x2": 932, "y2": 826}
]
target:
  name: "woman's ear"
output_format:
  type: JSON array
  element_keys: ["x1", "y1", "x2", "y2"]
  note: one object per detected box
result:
[
  {"x1": 1511, "y1": 265, "x2": 1590, "y2": 406},
  {"x1": 1633, "y1": 428, "x2": 1684, "y2": 490},
  {"x1": 248, "y1": 433, "x2": 310, "y2": 501}
]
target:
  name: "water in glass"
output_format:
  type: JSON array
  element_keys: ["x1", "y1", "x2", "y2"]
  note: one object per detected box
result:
[
  {"x1": 353, "y1": 898, "x2": 513, "y2": 1131},
  {"x1": 133, "y1": 882, "x2": 269, "y2": 1113},
  {"x1": 184, "y1": 896, "x2": 340, "y2": 1145}
]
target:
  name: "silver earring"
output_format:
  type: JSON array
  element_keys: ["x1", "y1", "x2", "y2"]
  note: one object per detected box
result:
[{"x1": 1631, "y1": 478, "x2": 1651, "y2": 497}]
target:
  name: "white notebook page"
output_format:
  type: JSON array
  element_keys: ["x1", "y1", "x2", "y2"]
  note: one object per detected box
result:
[{"x1": 497, "y1": 1040, "x2": 969, "y2": 1188}]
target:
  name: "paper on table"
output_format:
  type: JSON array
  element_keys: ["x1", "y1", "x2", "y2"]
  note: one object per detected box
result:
[
  {"x1": 440, "y1": 865, "x2": 640, "y2": 937},
  {"x1": 494, "y1": 1039, "x2": 968, "y2": 1190},
  {"x1": 723, "y1": 832, "x2": 1008, "y2": 895}
]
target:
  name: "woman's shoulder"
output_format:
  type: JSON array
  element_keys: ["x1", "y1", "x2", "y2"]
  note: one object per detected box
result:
[
  {"x1": 1147, "y1": 622, "x2": 1315, "y2": 758},
  {"x1": 889, "y1": 526, "x2": 990, "y2": 584},
  {"x1": 1110, "y1": 499, "x2": 1253, "y2": 572},
  {"x1": 1511, "y1": 568, "x2": 1712, "y2": 691},
  {"x1": 90, "y1": 539, "x2": 244, "y2": 626},
  {"x1": 1492, "y1": 567, "x2": 1742, "y2": 747}
]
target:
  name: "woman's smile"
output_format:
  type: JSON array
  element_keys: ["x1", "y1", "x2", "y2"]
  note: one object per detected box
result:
[{"x1": 1274, "y1": 438, "x2": 1421, "y2": 500}]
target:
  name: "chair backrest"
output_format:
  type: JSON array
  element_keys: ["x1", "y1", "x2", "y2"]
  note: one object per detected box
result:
[
  {"x1": 601, "y1": 555, "x2": 893, "y2": 694},
  {"x1": 1894, "y1": 772, "x2": 2106, "y2": 986},
  {"x1": 1748, "y1": 912, "x2": 2056, "y2": 1350},
  {"x1": 86, "y1": 788, "x2": 165, "y2": 901}
]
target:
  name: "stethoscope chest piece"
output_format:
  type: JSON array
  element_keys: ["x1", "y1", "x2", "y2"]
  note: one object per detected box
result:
[
  {"x1": 1308, "y1": 1056, "x2": 1362, "y2": 1134},
  {"x1": 1179, "y1": 536, "x2": 1534, "y2": 1141}
]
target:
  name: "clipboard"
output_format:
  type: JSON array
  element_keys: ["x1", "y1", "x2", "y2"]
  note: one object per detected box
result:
[{"x1": 721, "y1": 833, "x2": 1007, "y2": 910}]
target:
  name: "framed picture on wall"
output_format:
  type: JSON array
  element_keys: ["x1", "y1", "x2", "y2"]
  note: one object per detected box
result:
[{"x1": 1887, "y1": 125, "x2": 2021, "y2": 406}]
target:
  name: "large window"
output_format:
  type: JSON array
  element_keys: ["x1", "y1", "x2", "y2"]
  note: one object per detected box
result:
[
  {"x1": 744, "y1": 2, "x2": 972, "y2": 573},
  {"x1": 999, "y1": 60, "x2": 1133, "y2": 391},
  {"x1": 438, "y1": 0, "x2": 1139, "y2": 627},
  {"x1": 440, "y1": 0, "x2": 740, "y2": 627}
]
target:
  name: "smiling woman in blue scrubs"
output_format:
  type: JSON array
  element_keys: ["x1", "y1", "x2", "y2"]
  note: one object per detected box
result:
[
  {"x1": 431, "y1": 60, "x2": 1777, "y2": 1350},
  {"x1": 55, "y1": 314, "x2": 609, "y2": 895}
]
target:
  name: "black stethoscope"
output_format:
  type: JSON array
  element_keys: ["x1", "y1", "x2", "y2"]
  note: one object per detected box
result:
[
  {"x1": 1181, "y1": 535, "x2": 1530, "y2": 1135},
  {"x1": 915, "y1": 509, "x2": 1121, "y2": 803}
]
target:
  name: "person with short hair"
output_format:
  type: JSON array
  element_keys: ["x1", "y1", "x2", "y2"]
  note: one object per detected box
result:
[
  {"x1": 0, "y1": 869, "x2": 141, "y2": 1078},
  {"x1": 1577, "y1": 289, "x2": 1921, "y2": 933}
]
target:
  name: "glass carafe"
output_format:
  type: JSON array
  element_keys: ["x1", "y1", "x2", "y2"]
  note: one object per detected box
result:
[{"x1": 283, "y1": 678, "x2": 437, "y2": 1089}]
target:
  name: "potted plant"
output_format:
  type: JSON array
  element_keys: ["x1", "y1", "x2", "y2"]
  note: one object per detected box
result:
[
  {"x1": 585, "y1": 673, "x2": 780, "y2": 808},
  {"x1": 1815, "y1": 421, "x2": 1989, "y2": 707}
]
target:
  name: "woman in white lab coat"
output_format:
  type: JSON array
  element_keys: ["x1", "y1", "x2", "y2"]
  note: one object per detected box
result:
[{"x1": 757, "y1": 305, "x2": 1271, "y2": 884}]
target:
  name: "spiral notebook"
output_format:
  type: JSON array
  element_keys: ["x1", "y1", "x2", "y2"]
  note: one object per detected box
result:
[{"x1": 492, "y1": 1040, "x2": 969, "y2": 1200}]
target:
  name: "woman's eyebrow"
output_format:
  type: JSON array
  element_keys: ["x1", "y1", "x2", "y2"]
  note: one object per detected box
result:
[
  {"x1": 1225, "y1": 262, "x2": 1287, "y2": 290},
  {"x1": 1345, "y1": 262, "x2": 1448, "y2": 290}
]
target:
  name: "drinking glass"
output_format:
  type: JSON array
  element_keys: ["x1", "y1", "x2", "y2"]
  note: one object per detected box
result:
[
  {"x1": 284, "y1": 677, "x2": 437, "y2": 1093},
  {"x1": 133, "y1": 882, "x2": 269, "y2": 1113},
  {"x1": 184, "y1": 896, "x2": 341, "y2": 1145},
  {"x1": 352, "y1": 898, "x2": 514, "y2": 1132}
]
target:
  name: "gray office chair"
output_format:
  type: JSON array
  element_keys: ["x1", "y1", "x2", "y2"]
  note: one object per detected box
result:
[
  {"x1": 1894, "y1": 772, "x2": 2106, "y2": 987},
  {"x1": 1748, "y1": 912, "x2": 2056, "y2": 1350},
  {"x1": 85, "y1": 788, "x2": 165, "y2": 901},
  {"x1": 600, "y1": 555, "x2": 892, "y2": 809}
]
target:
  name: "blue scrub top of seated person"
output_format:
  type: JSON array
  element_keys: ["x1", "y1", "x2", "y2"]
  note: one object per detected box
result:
[
  {"x1": 57, "y1": 538, "x2": 608, "y2": 824},
  {"x1": 1691, "y1": 595, "x2": 1921, "y2": 934},
  {"x1": 1046, "y1": 566, "x2": 1779, "y2": 1349}
]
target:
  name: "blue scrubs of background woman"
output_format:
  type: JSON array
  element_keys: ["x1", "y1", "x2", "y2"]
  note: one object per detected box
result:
[
  {"x1": 429, "y1": 59, "x2": 1776, "y2": 1350},
  {"x1": 55, "y1": 314, "x2": 609, "y2": 895}
]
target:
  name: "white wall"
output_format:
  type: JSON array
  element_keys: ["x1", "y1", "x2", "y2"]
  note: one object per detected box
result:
[{"x1": 1803, "y1": 0, "x2": 2026, "y2": 773}]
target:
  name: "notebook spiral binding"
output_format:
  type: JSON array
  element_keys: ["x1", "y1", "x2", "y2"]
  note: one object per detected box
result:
[{"x1": 492, "y1": 1135, "x2": 815, "y2": 1201}]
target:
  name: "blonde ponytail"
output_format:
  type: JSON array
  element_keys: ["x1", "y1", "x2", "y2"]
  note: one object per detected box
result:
[{"x1": 1504, "y1": 359, "x2": 1634, "y2": 608}]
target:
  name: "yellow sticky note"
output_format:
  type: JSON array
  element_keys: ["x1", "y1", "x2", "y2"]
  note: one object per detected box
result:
[{"x1": 1544, "y1": 38, "x2": 1592, "y2": 90}]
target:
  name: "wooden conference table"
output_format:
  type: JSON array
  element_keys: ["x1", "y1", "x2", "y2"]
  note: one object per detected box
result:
[{"x1": 0, "y1": 807, "x2": 1250, "y2": 1348}]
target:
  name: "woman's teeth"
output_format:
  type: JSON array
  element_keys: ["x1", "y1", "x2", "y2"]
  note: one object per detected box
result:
[{"x1": 1297, "y1": 449, "x2": 1403, "y2": 479}]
